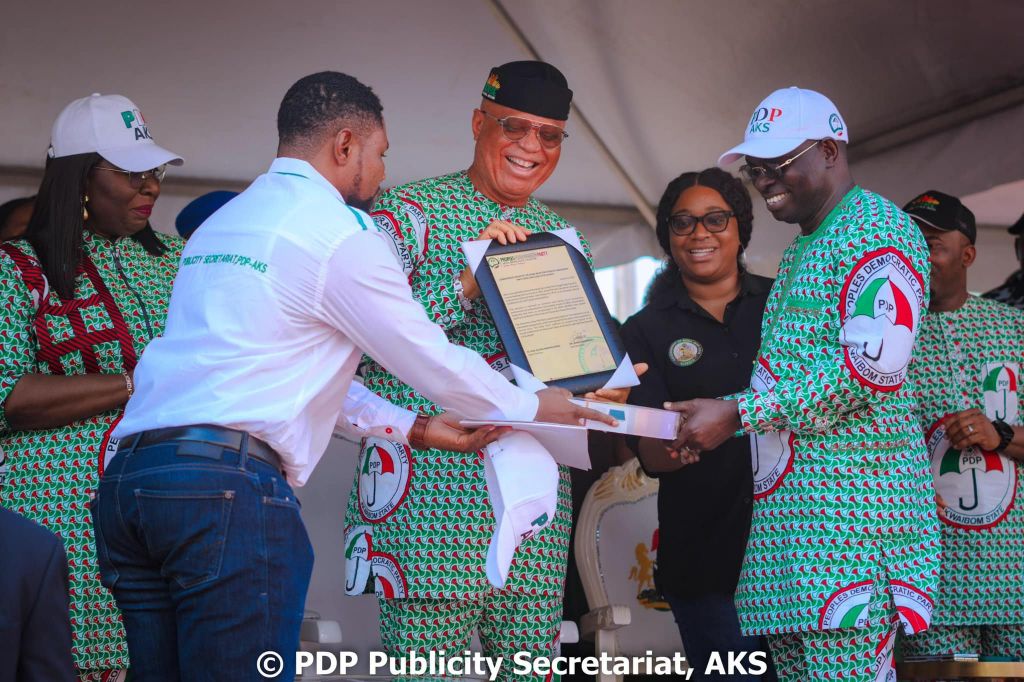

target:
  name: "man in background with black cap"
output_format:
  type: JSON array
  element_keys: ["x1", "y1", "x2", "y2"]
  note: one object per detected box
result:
[
  {"x1": 342, "y1": 60, "x2": 584, "y2": 668},
  {"x1": 984, "y1": 212, "x2": 1024, "y2": 310},
  {"x1": 903, "y1": 190, "x2": 1024, "y2": 660}
]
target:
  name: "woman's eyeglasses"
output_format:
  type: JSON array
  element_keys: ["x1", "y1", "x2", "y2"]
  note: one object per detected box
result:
[
  {"x1": 667, "y1": 210, "x2": 735, "y2": 236},
  {"x1": 478, "y1": 110, "x2": 568, "y2": 149},
  {"x1": 92, "y1": 164, "x2": 167, "y2": 189}
]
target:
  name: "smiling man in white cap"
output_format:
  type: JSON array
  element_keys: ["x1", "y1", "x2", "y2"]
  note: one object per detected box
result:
[{"x1": 665, "y1": 87, "x2": 941, "y2": 680}]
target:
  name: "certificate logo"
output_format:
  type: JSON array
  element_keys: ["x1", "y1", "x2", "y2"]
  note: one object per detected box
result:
[
  {"x1": 343, "y1": 525, "x2": 373, "y2": 595},
  {"x1": 927, "y1": 418, "x2": 1015, "y2": 529},
  {"x1": 668, "y1": 338, "x2": 702, "y2": 367},
  {"x1": 358, "y1": 438, "x2": 412, "y2": 522},
  {"x1": 839, "y1": 247, "x2": 924, "y2": 391},
  {"x1": 983, "y1": 362, "x2": 1019, "y2": 423}
]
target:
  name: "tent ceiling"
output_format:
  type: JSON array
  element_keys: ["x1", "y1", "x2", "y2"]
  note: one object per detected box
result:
[{"x1": 1, "y1": 1, "x2": 1022, "y2": 281}]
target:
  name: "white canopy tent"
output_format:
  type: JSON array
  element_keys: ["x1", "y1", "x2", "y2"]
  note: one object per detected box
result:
[{"x1": 2, "y1": 0, "x2": 1022, "y2": 287}]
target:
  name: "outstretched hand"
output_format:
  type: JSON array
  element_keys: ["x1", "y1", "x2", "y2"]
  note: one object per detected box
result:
[
  {"x1": 420, "y1": 412, "x2": 511, "y2": 452},
  {"x1": 665, "y1": 398, "x2": 741, "y2": 456},
  {"x1": 535, "y1": 387, "x2": 618, "y2": 427}
]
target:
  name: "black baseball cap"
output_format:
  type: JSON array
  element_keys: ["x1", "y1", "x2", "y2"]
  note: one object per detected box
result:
[
  {"x1": 1008, "y1": 212, "x2": 1023, "y2": 236},
  {"x1": 904, "y1": 190, "x2": 976, "y2": 244},
  {"x1": 481, "y1": 61, "x2": 573, "y2": 121}
]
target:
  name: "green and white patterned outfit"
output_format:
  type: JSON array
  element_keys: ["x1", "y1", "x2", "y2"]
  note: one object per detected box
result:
[
  {"x1": 731, "y1": 187, "x2": 941, "y2": 679},
  {"x1": 903, "y1": 295, "x2": 1024, "y2": 658},
  {"x1": 343, "y1": 171, "x2": 581, "y2": 669},
  {"x1": 0, "y1": 230, "x2": 183, "y2": 677}
]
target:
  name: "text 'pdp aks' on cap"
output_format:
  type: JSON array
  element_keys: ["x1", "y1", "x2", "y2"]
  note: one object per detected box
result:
[
  {"x1": 719, "y1": 87, "x2": 848, "y2": 166},
  {"x1": 904, "y1": 190, "x2": 977, "y2": 244},
  {"x1": 483, "y1": 431, "x2": 559, "y2": 589},
  {"x1": 481, "y1": 60, "x2": 573, "y2": 121},
  {"x1": 48, "y1": 93, "x2": 184, "y2": 172}
]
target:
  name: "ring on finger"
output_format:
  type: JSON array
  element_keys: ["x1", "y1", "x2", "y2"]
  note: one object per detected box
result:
[{"x1": 967, "y1": 424, "x2": 975, "y2": 434}]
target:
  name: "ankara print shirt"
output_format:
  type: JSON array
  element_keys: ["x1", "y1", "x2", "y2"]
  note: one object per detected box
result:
[
  {"x1": 342, "y1": 171, "x2": 587, "y2": 600},
  {"x1": 732, "y1": 186, "x2": 941, "y2": 636},
  {"x1": 0, "y1": 230, "x2": 183, "y2": 671},
  {"x1": 908, "y1": 295, "x2": 1024, "y2": 626}
]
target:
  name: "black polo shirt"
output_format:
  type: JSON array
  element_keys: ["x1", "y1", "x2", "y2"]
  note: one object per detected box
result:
[{"x1": 620, "y1": 270, "x2": 772, "y2": 597}]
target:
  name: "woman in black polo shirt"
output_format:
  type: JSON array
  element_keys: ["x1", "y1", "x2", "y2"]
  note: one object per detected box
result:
[{"x1": 621, "y1": 167, "x2": 774, "y2": 681}]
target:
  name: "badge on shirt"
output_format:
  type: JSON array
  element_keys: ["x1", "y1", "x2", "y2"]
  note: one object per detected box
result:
[
  {"x1": 982, "y1": 362, "x2": 1019, "y2": 424},
  {"x1": 839, "y1": 247, "x2": 924, "y2": 391},
  {"x1": 668, "y1": 338, "x2": 703, "y2": 367},
  {"x1": 927, "y1": 417, "x2": 1015, "y2": 530}
]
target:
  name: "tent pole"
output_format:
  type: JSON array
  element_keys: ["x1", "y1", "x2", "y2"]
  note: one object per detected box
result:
[{"x1": 486, "y1": 0, "x2": 657, "y2": 229}]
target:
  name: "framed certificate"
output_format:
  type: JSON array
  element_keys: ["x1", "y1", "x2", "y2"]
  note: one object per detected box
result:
[{"x1": 474, "y1": 231, "x2": 626, "y2": 394}]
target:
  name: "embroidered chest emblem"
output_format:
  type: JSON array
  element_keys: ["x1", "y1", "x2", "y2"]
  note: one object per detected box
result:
[{"x1": 668, "y1": 338, "x2": 702, "y2": 367}]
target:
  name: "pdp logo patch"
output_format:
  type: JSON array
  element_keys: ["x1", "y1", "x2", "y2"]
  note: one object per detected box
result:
[
  {"x1": 983, "y1": 362, "x2": 1019, "y2": 423},
  {"x1": 343, "y1": 525, "x2": 373, "y2": 595},
  {"x1": 928, "y1": 418, "x2": 1015, "y2": 530},
  {"x1": 891, "y1": 580, "x2": 933, "y2": 634},
  {"x1": 358, "y1": 438, "x2": 412, "y2": 522},
  {"x1": 371, "y1": 551, "x2": 408, "y2": 599},
  {"x1": 668, "y1": 338, "x2": 703, "y2": 367},
  {"x1": 839, "y1": 247, "x2": 924, "y2": 391},
  {"x1": 819, "y1": 581, "x2": 873, "y2": 630},
  {"x1": 749, "y1": 358, "x2": 794, "y2": 497}
]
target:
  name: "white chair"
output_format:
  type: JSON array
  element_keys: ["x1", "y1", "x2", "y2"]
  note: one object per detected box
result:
[{"x1": 575, "y1": 458, "x2": 684, "y2": 682}]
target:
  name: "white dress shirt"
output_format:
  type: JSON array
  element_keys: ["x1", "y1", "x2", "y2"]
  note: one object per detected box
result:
[{"x1": 115, "y1": 157, "x2": 539, "y2": 485}]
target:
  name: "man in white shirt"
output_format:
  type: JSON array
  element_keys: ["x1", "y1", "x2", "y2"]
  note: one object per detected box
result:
[{"x1": 91, "y1": 71, "x2": 610, "y2": 682}]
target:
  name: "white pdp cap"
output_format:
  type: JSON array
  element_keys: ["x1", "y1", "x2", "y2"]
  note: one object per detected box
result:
[
  {"x1": 48, "y1": 93, "x2": 184, "y2": 171},
  {"x1": 718, "y1": 87, "x2": 849, "y2": 166},
  {"x1": 483, "y1": 431, "x2": 559, "y2": 589}
]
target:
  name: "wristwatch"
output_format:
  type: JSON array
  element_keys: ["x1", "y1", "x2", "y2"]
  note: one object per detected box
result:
[{"x1": 992, "y1": 419, "x2": 1015, "y2": 452}]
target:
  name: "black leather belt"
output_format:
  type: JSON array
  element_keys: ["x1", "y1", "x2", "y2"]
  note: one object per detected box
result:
[{"x1": 124, "y1": 425, "x2": 283, "y2": 473}]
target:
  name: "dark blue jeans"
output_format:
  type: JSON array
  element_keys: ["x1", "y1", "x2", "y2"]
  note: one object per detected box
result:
[
  {"x1": 666, "y1": 592, "x2": 775, "y2": 681},
  {"x1": 91, "y1": 436, "x2": 314, "y2": 681}
]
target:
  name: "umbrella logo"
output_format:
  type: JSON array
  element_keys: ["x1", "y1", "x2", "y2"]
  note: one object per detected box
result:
[
  {"x1": 343, "y1": 526, "x2": 373, "y2": 595},
  {"x1": 371, "y1": 552, "x2": 407, "y2": 599},
  {"x1": 840, "y1": 248, "x2": 924, "y2": 391},
  {"x1": 983, "y1": 362, "x2": 1019, "y2": 423},
  {"x1": 358, "y1": 438, "x2": 412, "y2": 522},
  {"x1": 749, "y1": 358, "x2": 795, "y2": 497},
  {"x1": 927, "y1": 417, "x2": 1015, "y2": 529}
]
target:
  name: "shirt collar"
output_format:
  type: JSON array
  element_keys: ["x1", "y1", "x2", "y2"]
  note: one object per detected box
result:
[
  {"x1": 652, "y1": 269, "x2": 767, "y2": 311},
  {"x1": 269, "y1": 157, "x2": 346, "y2": 203}
]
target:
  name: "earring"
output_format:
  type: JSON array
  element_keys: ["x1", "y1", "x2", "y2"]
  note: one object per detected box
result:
[{"x1": 82, "y1": 195, "x2": 89, "y2": 222}]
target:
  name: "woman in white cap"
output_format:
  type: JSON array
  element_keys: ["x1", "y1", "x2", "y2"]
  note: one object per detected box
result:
[{"x1": 0, "y1": 93, "x2": 184, "y2": 680}]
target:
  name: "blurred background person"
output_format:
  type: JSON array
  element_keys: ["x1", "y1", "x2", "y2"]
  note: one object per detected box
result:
[
  {"x1": 621, "y1": 168, "x2": 775, "y2": 681},
  {"x1": 0, "y1": 195, "x2": 34, "y2": 241},
  {"x1": 174, "y1": 189, "x2": 237, "y2": 239},
  {"x1": 984, "y1": 212, "x2": 1024, "y2": 310},
  {"x1": 0, "y1": 93, "x2": 183, "y2": 680}
]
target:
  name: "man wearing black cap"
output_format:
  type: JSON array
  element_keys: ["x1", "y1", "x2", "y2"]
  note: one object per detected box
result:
[
  {"x1": 983, "y1": 213, "x2": 1024, "y2": 310},
  {"x1": 903, "y1": 190, "x2": 1024, "y2": 660},
  {"x1": 342, "y1": 61, "x2": 581, "y2": 668}
]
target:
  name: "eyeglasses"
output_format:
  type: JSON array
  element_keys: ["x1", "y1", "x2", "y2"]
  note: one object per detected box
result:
[
  {"x1": 739, "y1": 140, "x2": 820, "y2": 183},
  {"x1": 92, "y1": 164, "x2": 167, "y2": 189},
  {"x1": 667, "y1": 210, "x2": 735, "y2": 236},
  {"x1": 478, "y1": 109, "x2": 568, "y2": 149}
]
